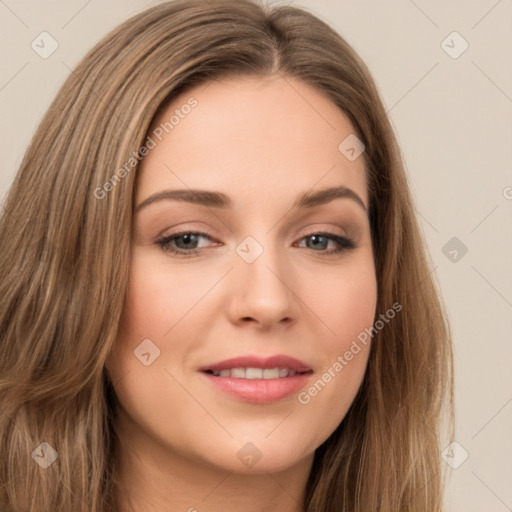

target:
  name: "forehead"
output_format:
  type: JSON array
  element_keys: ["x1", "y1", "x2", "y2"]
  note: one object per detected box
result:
[{"x1": 136, "y1": 75, "x2": 368, "y2": 210}]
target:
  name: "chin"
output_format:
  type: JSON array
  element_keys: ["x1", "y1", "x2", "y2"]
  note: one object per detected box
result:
[{"x1": 186, "y1": 428, "x2": 318, "y2": 475}]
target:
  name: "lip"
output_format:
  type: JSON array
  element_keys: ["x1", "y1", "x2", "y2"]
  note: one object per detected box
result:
[
  {"x1": 198, "y1": 355, "x2": 313, "y2": 404},
  {"x1": 198, "y1": 355, "x2": 312, "y2": 373}
]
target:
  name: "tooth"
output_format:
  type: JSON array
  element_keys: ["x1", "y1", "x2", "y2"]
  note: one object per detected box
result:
[
  {"x1": 231, "y1": 368, "x2": 246, "y2": 378},
  {"x1": 212, "y1": 367, "x2": 298, "y2": 379},
  {"x1": 263, "y1": 368, "x2": 280, "y2": 379},
  {"x1": 246, "y1": 368, "x2": 263, "y2": 379}
]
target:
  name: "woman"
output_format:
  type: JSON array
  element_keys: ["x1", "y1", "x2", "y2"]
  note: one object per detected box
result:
[{"x1": 0, "y1": 0, "x2": 454, "y2": 510}]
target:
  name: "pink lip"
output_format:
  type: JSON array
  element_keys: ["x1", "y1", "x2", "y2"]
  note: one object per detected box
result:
[
  {"x1": 198, "y1": 355, "x2": 312, "y2": 373},
  {"x1": 198, "y1": 355, "x2": 313, "y2": 404}
]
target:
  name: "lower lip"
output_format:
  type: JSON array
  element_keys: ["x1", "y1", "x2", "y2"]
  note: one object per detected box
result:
[{"x1": 201, "y1": 372, "x2": 311, "y2": 404}]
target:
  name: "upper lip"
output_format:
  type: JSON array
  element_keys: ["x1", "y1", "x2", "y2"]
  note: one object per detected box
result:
[{"x1": 199, "y1": 355, "x2": 312, "y2": 373}]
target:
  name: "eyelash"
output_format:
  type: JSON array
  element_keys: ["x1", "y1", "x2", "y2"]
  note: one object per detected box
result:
[{"x1": 155, "y1": 229, "x2": 356, "y2": 258}]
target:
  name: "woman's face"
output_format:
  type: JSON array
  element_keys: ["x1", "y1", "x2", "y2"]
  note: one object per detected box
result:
[{"x1": 108, "y1": 75, "x2": 377, "y2": 475}]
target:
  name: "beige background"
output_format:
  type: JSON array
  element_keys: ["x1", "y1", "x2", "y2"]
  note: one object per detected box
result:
[{"x1": 1, "y1": 1, "x2": 511, "y2": 510}]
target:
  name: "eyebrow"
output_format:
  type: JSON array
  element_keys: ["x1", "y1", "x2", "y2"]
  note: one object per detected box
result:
[{"x1": 135, "y1": 185, "x2": 368, "y2": 213}]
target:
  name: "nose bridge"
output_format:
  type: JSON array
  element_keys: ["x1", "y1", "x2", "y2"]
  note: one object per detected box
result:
[
  {"x1": 235, "y1": 232, "x2": 288, "y2": 292},
  {"x1": 228, "y1": 231, "x2": 297, "y2": 326}
]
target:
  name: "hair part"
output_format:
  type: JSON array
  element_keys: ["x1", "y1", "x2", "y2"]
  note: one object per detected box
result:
[{"x1": 0, "y1": 0, "x2": 454, "y2": 510}]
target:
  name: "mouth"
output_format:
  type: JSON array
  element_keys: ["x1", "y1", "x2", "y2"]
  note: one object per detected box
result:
[
  {"x1": 204, "y1": 367, "x2": 309, "y2": 379},
  {"x1": 198, "y1": 355, "x2": 313, "y2": 403}
]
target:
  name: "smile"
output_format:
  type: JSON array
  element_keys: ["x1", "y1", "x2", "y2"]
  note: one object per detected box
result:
[
  {"x1": 205, "y1": 367, "x2": 305, "y2": 379},
  {"x1": 199, "y1": 355, "x2": 313, "y2": 403}
]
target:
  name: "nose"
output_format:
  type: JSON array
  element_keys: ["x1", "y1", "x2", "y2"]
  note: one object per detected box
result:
[{"x1": 225, "y1": 237, "x2": 299, "y2": 330}]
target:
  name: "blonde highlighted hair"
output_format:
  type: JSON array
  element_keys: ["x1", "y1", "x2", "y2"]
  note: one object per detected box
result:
[{"x1": 0, "y1": 0, "x2": 454, "y2": 510}]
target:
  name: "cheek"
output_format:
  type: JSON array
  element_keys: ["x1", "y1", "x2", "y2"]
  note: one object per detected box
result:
[
  {"x1": 295, "y1": 255, "x2": 377, "y2": 422},
  {"x1": 106, "y1": 262, "x2": 202, "y2": 441},
  {"x1": 117, "y1": 255, "x2": 210, "y2": 340},
  {"x1": 107, "y1": 251, "x2": 216, "y2": 389},
  {"x1": 306, "y1": 251, "x2": 378, "y2": 345}
]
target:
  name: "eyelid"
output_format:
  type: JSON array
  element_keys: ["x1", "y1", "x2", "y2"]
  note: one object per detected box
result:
[
  {"x1": 156, "y1": 224, "x2": 352, "y2": 244},
  {"x1": 155, "y1": 226, "x2": 357, "y2": 258}
]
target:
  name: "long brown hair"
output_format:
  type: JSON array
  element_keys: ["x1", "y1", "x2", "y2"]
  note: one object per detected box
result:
[{"x1": 0, "y1": 0, "x2": 454, "y2": 510}]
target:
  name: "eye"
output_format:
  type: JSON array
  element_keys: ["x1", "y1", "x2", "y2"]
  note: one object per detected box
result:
[
  {"x1": 155, "y1": 230, "x2": 356, "y2": 258},
  {"x1": 295, "y1": 231, "x2": 356, "y2": 256},
  {"x1": 156, "y1": 231, "x2": 216, "y2": 257}
]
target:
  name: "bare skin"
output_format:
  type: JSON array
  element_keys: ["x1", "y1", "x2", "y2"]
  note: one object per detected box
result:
[{"x1": 107, "y1": 74, "x2": 377, "y2": 511}]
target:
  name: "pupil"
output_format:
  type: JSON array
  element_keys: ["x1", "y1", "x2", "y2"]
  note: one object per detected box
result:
[
  {"x1": 179, "y1": 234, "x2": 197, "y2": 249},
  {"x1": 310, "y1": 235, "x2": 326, "y2": 249}
]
